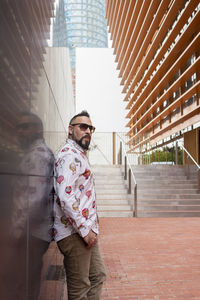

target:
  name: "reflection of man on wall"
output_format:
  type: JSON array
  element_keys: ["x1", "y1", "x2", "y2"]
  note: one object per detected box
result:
[{"x1": 10, "y1": 112, "x2": 54, "y2": 300}]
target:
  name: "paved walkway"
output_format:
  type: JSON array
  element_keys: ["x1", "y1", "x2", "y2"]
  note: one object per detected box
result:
[
  {"x1": 99, "y1": 218, "x2": 200, "y2": 300},
  {"x1": 40, "y1": 217, "x2": 200, "y2": 299}
]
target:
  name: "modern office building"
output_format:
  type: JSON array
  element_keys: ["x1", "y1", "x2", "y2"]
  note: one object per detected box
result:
[
  {"x1": 52, "y1": 0, "x2": 68, "y2": 47},
  {"x1": 106, "y1": 0, "x2": 200, "y2": 164},
  {"x1": 64, "y1": 0, "x2": 108, "y2": 95}
]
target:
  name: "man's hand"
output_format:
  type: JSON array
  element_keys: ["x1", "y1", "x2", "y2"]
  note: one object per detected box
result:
[{"x1": 83, "y1": 230, "x2": 98, "y2": 248}]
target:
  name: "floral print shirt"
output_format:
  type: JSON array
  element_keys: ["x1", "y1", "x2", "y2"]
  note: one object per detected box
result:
[
  {"x1": 11, "y1": 139, "x2": 54, "y2": 241},
  {"x1": 54, "y1": 139, "x2": 99, "y2": 242}
]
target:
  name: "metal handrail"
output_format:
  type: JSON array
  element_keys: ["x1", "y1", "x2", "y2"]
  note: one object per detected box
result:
[
  {"x1": 120, "y1": 139, "x2": 137, "y2": 185},
  {"x1": 90, "y1": 140, "x2": 112, "y2": 165},
  {"x1": 116, "y1": 133, "x2": 138, "y2": 217},
  {"x1": 180, "y1": 144, "x2": 200, "y2": 169},
  {"x1": 180, "y1": 144, "x2": 200, "y2": 190}
]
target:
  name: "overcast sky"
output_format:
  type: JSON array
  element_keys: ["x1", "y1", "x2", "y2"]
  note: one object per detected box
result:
[{"x1": 76, "y1": 48, "x2": 128, "y2": 133}]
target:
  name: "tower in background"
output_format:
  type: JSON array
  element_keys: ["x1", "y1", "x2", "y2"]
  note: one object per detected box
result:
[
  {"x1": 64, "y1": 0, "x2": 108, "y2": 98},
  {"x1": 52, "y1": 0, "x2": 68, "y2": 47}
]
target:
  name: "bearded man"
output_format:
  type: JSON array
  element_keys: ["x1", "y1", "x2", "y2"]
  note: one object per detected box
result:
[{"x1": 54, "y1": 111, "x2": 106, "y2": 300}]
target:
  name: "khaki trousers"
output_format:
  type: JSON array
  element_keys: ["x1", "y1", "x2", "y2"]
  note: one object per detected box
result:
[{"x1": 57, "y1": 233, "x2": 106, "y2": 300}]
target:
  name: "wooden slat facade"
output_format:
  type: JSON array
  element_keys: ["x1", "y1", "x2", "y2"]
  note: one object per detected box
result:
[{"x1": 106, "y1": 0, "x2": 200, "y2": 152}]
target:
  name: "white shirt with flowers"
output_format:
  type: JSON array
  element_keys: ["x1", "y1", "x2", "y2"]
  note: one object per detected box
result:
[{"x1": 54, "y1": 138, "x2": 99, "y2": 242}]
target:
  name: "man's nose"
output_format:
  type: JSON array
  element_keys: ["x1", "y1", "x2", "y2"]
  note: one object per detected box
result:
[{"x1": 85, "y1": 127, "x2": 91, "y2": 134}]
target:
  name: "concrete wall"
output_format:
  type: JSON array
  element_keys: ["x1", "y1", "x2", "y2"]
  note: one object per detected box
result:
[
  {"x1": 184, "y1": 128, "x2": 200, "y2": 164},
  {"x1": 31, "y1": 47, "x2": 75, "y2": 153}
]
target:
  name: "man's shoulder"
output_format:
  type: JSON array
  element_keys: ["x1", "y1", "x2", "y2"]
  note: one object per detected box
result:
[{"x1": 55, "y1": 141, "x2": 81, "y2": 164}]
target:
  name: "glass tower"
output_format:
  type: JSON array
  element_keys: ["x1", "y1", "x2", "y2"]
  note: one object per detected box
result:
[
  {"x1": 52, "y1": 0, "x2": 68, "y2": 47},
  {"x1": 64, "y1": 0, "x2": 108, "y2": 95}
]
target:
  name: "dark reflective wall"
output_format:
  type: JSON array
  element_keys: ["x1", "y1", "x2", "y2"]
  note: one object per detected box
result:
[{"x1": 0, "y1": 1, "x2": 73, "y2": 299}]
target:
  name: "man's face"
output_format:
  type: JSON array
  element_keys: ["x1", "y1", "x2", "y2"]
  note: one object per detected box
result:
[
  {"x1": 16, "y1": 116, "x2": 40, "y2": 149},
  {"x1": 69, "y1": 116, "x2": 94, "y2": 150}
]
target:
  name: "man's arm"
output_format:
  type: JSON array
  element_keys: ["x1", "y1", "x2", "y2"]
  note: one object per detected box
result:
[{"x1": 55, "y1": 152, "x2": 93, "y2": 239}]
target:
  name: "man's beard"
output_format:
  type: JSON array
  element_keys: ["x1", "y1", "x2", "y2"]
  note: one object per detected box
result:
[{"x1": 74, "y1": 134, "x2": 91, "y2": 150}]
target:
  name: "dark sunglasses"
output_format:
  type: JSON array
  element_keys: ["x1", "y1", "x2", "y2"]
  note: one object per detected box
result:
[
  {"x1": 71, "y1": 123, "x2": 95, "y2": 133},
  {"x1": 16, "y1": 122, "x2": 37, "y2": 129}
]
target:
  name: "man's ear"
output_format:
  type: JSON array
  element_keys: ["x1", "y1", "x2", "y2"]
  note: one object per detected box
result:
[{"x1": 68, "y1": 125, "x2": 73, "y2": 135}]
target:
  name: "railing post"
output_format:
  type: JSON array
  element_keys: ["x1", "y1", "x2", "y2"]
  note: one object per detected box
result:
[
  {"x1": 119, "y1": 141, "x2": 122, "y2": 165},
  {"x1": 124, "y1": 156, "x2": 127, "y2": 180},
  {"x1": 175, "y1": 141, "x2": 178, "y2": 165},
  {"x1": 112, "y1": 132, "x2": 116, "y2": 165},
  {"x1": 134, "y1": 184, "x2": 137, "y2": 217},
  {"x1": 186, "y1": 155, "x2": 190, "y2": 179},
  {"x1": 128, "y1": 168, "x2": 131, "y2": 194}
]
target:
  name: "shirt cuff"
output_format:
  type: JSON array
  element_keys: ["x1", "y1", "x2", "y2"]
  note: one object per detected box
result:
[
  {"x1": 78, "y1": 225, "x2": 90, "y2": 238},
  {"x1": 77, "y1": 218, "x2": 93, "y2": 237}
]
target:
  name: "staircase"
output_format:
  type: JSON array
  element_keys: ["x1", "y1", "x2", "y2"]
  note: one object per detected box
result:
[
  {"x1": 93, "y1": 164, "x2": 200, "y2": 218},
  {"x1": 134, "y1": 165, "x2": 200, "y2": 217},
  {"x1": 93, "y1": 165, "x2": 133, "y2": 217}
]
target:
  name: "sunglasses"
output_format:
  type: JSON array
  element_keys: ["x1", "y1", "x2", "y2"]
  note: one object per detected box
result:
[
  {"x1": 71, "y1": 123, "x2": 95, "y2": 133},
  {"x1": 16, "y1": 122, "x2": 37, "y2": 129}
]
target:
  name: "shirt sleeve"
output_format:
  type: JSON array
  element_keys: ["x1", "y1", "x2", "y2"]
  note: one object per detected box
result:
[
  {"x1": 54, "y1": 152, "x2": 91, "y2": 237},
  {"x1": 11, "y1": 149, "x2": 54, "y2": 240}
]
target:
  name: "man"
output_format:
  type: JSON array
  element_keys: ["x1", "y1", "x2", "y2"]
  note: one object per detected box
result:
[{"x1": 54, "y1": 110, "x2": 106, "y2": 300}]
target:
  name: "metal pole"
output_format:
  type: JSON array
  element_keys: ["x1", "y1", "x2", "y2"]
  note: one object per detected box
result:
[
  {"x1": 112, "y1": 132, "x2": 116, "y2": 165},
  {"x1": 134, "y1": 184, "x2": 137, "y2": 217},
  {"x1": 128, "y1": 168, "x2": 131, "y2": 194},
  {"x1": 120, "y1": 141, "x2": 122, "y2": 165},
  {"x1": 186, "y1": 155, "x2": 190, "y2": 179},
  {"x1": 124, "y1": 156, "x2": 127, "y2": 180},
  {"x1": 175, "y1": 141, "x2": 178, "y2": 165}
]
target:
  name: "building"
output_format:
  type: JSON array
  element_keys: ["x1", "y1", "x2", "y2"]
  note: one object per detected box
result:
[
  {"x1": 0, "y1": 1, "x2": 74, "y2": 298},
  {"x1": 64, "y1": 0, "x2": 108, "y2": 96},
  {"x1": 106, "y1": 0, "x2": 200, "y2": 164},
  {"x1": 52, "y1": 0, "x2": 68, "y2": 47}
]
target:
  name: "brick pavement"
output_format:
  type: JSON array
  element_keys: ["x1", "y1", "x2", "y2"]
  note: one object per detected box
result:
[
  {"x1": 40, "y1": 217, "x2": 200, "y2": 300},
  {"x1": 99, "y1": 218, "x2": 200, "y2": 300}
]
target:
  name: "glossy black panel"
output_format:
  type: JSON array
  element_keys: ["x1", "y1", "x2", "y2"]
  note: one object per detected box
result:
[{"x1": 0, "y1": 1, "x2": 62, "y2": 300}]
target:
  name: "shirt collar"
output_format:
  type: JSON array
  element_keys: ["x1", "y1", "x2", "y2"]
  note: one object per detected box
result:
[{"x1": 67, "y1": 138, "x2": 88, "y2": 155}]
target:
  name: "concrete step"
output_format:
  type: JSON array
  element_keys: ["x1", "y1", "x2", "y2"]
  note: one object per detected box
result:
[
  {"x1": 137, "y1": 184, "x2": 198, "y2": 189},
  {"x1": 96, "y1": 194, "x2": 132, "y2": 200},
  {"x1": 98, "y1": 211, "x2": 134, "y2": 218},
  {"x1": 95, "y1": 180, "x2": 124, "y2": 185},
  {"x1": 137, "y1": 199, "x2": 200, "y2": 205},
  {"x1": 137, "y1": 211, "x2": 200, "y2": 217},
  {"x1": 134, "y1": 175, "x2": 187, "y2": 180},
  {"x1": 137, "y1": 205, "x2": 200, "y2": 211},
  {"x1": 97, "y1": 199, "x2": 130, "y2": 205},
  {"x1": 138, "y1": 194, "x2": 200, "y2": 199},
  {"x1": 136, "y1": 179, "x2": 197, "y2": 184},
  {"x1": 138, "y1": 189, "x2": 200, "y2": 195},
  {"x1": 98, "y1": 204, "x2": 132, "y2": 211},
  {"x1": 95, "y1": 184, "x2": 126, "y2": 190},
  {"x1": 96, "y1": 189, "x2": 128, "y2": 195},
  {"x1": 133, "y1": 170, "x2": 186, "y2": 175}
]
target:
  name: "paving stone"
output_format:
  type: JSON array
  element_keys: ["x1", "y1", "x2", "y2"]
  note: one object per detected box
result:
[
  {"x1": 39, "y1": 217, "x2": 200, "y2": 299},
  {"x1": 99, "y1": 217, "x2": 200, "y2": 299}
]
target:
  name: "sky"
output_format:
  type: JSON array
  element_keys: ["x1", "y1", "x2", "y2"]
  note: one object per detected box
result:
[{"x1": 76, "y1": 47, "x2": 128, "y2": 133}]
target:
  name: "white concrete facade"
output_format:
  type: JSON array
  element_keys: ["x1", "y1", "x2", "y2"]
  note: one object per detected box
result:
[{"x1": 31, "y1": 47, "x2": 75, "y2": 153}]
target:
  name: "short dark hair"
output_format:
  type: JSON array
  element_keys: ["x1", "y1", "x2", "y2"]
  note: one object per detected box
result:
[
  {"x1": 69, "y1": 110, "x2": 90, "y2": 125},
  {"x1": 18, "y1": 111, "x2": 43, "y2": 138},
  {"x1": 18, "y1": 112, "x2": 43, "y2": 131}
]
